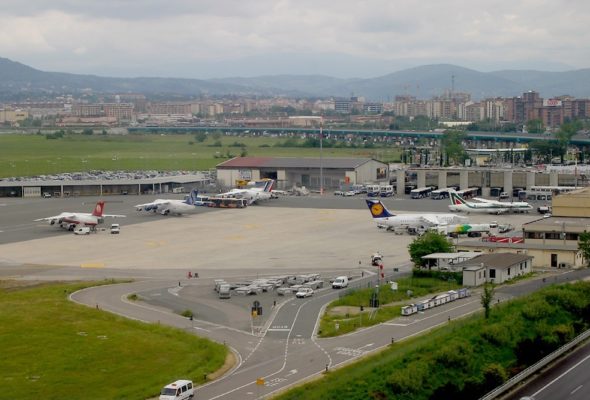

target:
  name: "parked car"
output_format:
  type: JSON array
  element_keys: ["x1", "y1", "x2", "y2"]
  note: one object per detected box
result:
[
  {"x1": 295, "y1": 287, "x2": 314, "y2": 298},
  {"x1": 333, "y1": 191, "x2": 344, "y2": 196},
  {"x1": 344, "y1": 190, "x2": 356, "y2": 196},
  {"x1": 499, "y1": 192, "x2": 509, "y2": 199}
]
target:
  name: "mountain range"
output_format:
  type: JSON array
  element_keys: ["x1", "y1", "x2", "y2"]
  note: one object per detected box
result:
[{"x1": 1, "y1": 57, "x2": 589, "y2": 101}]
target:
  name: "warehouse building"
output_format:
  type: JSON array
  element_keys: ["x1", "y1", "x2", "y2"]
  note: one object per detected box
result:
[{"x1": 216, "y1": 157, "x2": 389, "y2": 190}]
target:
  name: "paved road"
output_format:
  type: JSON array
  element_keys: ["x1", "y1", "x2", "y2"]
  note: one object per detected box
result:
[
  {"x1": 71, "y1": 267, "x2": 590, "y2": 399},
  {"x1": 507, "y1": 340, "x2": 590, "y2": 400}
]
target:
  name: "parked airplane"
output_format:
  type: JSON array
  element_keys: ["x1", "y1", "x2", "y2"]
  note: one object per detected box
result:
[
  {"x1": 448, "y1": 190, "x2": 509, "y2": 214},
  {"x1": 135, "y1": 189, "x2": 209, "y2": 215},
  {"x1": 471, "y1": 196, "x2": 533, "y2": 213},
  {"x1": 365, "y1": 199, "x2": 467, "y2": 232},
  {"x1": 219, "y1": 179, "x2": 274, "y2": 205},
  {"x1": 34, "y1": 201, "x2": 125, "y2": 231}
]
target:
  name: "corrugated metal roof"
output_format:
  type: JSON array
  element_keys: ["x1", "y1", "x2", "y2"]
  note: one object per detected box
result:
[
  {"x1": 523, "y1": 216, "x2": 590, "y2": 229},
  {"x1": 217, "y1": 157, "x2": 382, "y2": 169},
  {"x1": 216, "y1": 157, "x2": 274, "y2": 168},
  {"x1": 455, "y1": 253, "x2": 533, "y2": 269},
  {"x1": 456, "y1": 240, "x2": 578, "y2": 251}
]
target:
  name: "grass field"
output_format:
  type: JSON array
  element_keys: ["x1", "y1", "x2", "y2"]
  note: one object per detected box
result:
[
  {"x1": 0, "y1": 133, "x2": 400, "y2": 178},
  {"x1": 319, "y1": 277, "x2": 461, "y2": 337},
  {"x1": 0, "y1": 281, "x2": 227, "y2": 400}
]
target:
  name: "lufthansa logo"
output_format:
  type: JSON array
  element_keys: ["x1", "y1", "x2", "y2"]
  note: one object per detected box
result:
[{"x1": 371, "y1": 203, "x2": 383, "y2": 216}]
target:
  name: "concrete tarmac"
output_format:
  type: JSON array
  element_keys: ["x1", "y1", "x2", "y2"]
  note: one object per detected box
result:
[{"x1": 0, "y1": 194, "x2": 537, "y2": 274}]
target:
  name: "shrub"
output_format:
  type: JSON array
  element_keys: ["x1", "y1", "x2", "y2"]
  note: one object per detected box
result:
[
  {"x1": 180, "y1": 309, "x2": 193, "y2": 318},
  {"x1": 387, "y1": 360, "x2": 428, "y2": 395}
]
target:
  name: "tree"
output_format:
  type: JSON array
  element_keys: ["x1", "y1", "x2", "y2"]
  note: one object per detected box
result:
[
  {"x1": 526, "y1": 119, "x2": 545, "y2": 134},
  {"x1": 578, "y1": 231, "x2": 590, "y2": 266},
  {"x1": 194, "y1": 132, "x2": 207, "y2": 142},
  {"x1": 481, "y1": 282, "x2": 495, "y2": 319},
  {"x1": 528, "y1": 140, "x2": 562, "y2": 164},
  {"x1": 408, "y1": 231, "x2": 453, "y2": 267},
  {"x1": 555, "y1": 120, "x2": 581, "y2": 163},
  {"x1": 82, "y1": 128, "x2": 93, "y2": 135},
  {"x1": 441, "y1": 130, "x2": 468, "y2": 166}
]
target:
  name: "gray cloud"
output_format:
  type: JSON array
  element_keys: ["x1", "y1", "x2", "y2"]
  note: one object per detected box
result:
[{"x1": 0, "y1": 0, "x2": 588, "y2": 78}]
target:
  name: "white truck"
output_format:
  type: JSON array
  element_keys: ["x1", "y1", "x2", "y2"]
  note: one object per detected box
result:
[{"x1": 332, "y1": 276, "x2": 349, "y2": 289}]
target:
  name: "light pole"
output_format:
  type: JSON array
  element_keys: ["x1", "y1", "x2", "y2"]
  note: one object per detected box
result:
[{"x1": 319, "y1": 119, "x2": 323, "y2": 195}]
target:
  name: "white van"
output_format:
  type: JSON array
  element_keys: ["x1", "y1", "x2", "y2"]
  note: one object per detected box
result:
[
  {"x1": 110, "y1": 223, "x2": 120, "y2": 234},
  {"x1": 74, "y1": 226, "x2": 91, "y2": 235},
  {"x1": 332, "y1": 276, "x2": 349, "y2": 289},
  {"x1": 159, "y1": 380, "x2": 194, "y2": 400}
]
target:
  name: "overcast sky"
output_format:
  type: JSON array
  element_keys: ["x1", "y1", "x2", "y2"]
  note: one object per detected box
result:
[{"x1": 0, "y1": 0, "x2": 588, "y2": 79}]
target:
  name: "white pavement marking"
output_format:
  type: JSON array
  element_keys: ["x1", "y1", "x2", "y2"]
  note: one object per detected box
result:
[
  {"x1": 571, "y1": 385, "x2": 583, "y2": 395},
  {"x1": 533, "y1": 353, "x2": 590, "y2": 397}
]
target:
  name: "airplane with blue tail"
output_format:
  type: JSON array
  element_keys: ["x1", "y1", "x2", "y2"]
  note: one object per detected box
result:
[
  {"x1": 366, "y1": 199, "x2": 468, "y2": 232},
  {"x1": 135, "y1": 189, "x2": 211, "y2": 215}
]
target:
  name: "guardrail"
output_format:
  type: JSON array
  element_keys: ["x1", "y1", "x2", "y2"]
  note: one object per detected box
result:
[{"x1": 479, "y1": 328, "x2": 590, "y2": 400}]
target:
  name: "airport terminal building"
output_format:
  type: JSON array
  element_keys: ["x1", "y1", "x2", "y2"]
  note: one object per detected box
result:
[{"x1": 216, "y1": 157, "x2": 389, "y2": 190}]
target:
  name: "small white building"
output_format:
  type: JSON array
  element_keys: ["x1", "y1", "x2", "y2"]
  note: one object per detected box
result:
[
  {"x1": 456, "y1": 253, "x2": 533, "y2": 286},
  {"x1": 463, "y1": 265, "x2": 486, "y2": 287}
]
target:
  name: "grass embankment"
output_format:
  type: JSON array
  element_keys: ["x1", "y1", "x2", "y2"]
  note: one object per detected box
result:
[
  {"x1": 276, "y1": 281, "x2": 590, "y2": 400},
  {"x1": 0, "y1": 133, "x2": 400, "y2": 177},
  {"x1": 319, "y1": 275, "x2": 462, "y2": 337},
  {"x1": 0, "y1": 281, "x2": 227, "y2": 400}
]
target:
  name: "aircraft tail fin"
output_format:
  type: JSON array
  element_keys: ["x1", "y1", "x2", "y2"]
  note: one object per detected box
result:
[
  {"x1": 91, "y1": 201, "x2": 105, "y2": 217},
  {"x1": 448, "y1": 190, "x2": 467, "y2": 206},
  {"x1": 185, "y1": 189, "x2": 199, "y2": 205},
  {"x1": 365, "y1": 199, "x2": 395, "y2": 219},
  {"x1": 262, "y1": 179, "x2": 274, "y2": 192}
]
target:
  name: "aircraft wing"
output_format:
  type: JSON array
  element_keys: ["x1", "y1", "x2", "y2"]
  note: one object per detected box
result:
[
  {"x1": 34, "y1": 213, "x2": 74, "y2": 222},
  {"x1": 418, "y1": 215, "x2": 440, "y2": 226},
  {"x1": 472, "y1": 197, "x2": 497, "y2": 204},
  {"x1": 103, "y1": 214, "x2": 126, "y2": 218}
]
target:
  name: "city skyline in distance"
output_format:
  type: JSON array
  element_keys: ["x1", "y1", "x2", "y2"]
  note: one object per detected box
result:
[{"x1": 0, "y1": 0, "x2": 588, "y2": 79}]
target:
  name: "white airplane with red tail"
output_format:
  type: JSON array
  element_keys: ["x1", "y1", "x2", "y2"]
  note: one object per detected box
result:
[{"x1": 34, "y1": 201, "x2": 125, "y2": 231}]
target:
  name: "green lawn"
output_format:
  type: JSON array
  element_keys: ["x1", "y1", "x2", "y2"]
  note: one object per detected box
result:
[
  {"x1": 0, "y1": 133, "x2": 400, "y2": 177},
  {"x1": 276, "y1": 282, "x2": 590, "y2": 400},
  {"x1": 0, "y1": 281, "x2": 227, "y2": 400},
  {"x1": 319, "y1": 277, "x2": 462, "y2": 337}
]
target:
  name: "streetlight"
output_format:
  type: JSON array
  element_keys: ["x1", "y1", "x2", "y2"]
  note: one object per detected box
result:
[{"x1": 319, "y1": 120, "x2": 323, "y2": 195}]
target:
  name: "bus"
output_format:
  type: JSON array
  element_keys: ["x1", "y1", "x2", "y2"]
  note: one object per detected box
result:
[
  {"x1": 207, "y1": 197, "x2": 248, "y2": 208},
  {"x1": 410, "y1": 186, "x2": 434, "y2": 199},
  {"x1": 518, "y1": 186, "x2": 579, "y2": 201},
  {"x1": 456, "y1": 187, "x2": 480, "y2": 199},
  {"x1": 431, "y1": 187, "x2": 454, "y2": 200},
  {"x1": 379, "y1": 185, "x2": 395, "y2": 197},
  {"x1": 366, "y1": 185, "x2": 381, "y2": 197}
]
